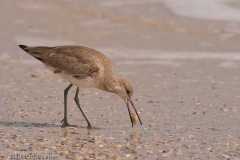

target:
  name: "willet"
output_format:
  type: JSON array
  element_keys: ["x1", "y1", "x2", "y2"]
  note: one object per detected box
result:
[{"x1": 19, "y1": 45, "x2": 142, "y2": 129}]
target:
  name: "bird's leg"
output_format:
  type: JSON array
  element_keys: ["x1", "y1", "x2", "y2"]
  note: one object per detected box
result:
[
  {"x1": 126, "y1": 101, "x2": 133, "y2": 127},
  {"x1": 74, "y1": 87, "x2": 93, "y2": 129},
  {"x1": 61, "y1": 84, "x2": 74, "y2": 128}
]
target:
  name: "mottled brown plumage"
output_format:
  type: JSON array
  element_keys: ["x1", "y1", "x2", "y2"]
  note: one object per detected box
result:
[{"x1": 19, "y1": 45, "x2": 142, "y2": 128}]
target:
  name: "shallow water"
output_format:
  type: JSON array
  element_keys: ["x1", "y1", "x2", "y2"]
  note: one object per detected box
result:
[
  {"x1": 160, "y1": 0, "x2": 240, "y2": 22},
  {"x1": 100, "y1": 48, "x2": 240, "y2": 60},
  {"x1": 101, "y1": 0, "x2": 240, "y2": 22}
]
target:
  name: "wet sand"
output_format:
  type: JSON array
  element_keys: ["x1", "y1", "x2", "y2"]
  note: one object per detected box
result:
[{"x1": 0, "y1": 0, "x2": 240, "y2": 159}]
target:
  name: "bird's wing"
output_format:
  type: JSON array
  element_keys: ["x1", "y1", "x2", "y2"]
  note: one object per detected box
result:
[
  {"x1": 44, "y1": 53, "x2": 99, "y2": 77},
  {"x1": 19, "y1": 45, "x2": 107, "y2": 77}
]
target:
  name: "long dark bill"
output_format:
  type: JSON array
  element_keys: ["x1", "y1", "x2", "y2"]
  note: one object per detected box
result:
[
  {"x1": 129, "y1": 99, "x2": 142, "y2": 125},
  {"x1": 126, "y1": 101, "x2": 134, "y2": 127}
]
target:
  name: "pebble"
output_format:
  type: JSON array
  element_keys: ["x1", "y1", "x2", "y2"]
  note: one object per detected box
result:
[
  {"x1": 222, "y1": 108, "x2": 229, "y2": 112},
  {"x1": 126, "y1": 154, "x2": 132, "y2": 158},
  {"x1": 222, "y1": 154, "x2": 230, "y2": 159},
  {"x1": 3, "y1": 139, "x2": 9, "y2": 143},
  {"x1": 149, "y1": 124, "x2": 154, "y2": 127},
  {"x1": 189, "y1": 135, "x2": 195, "y2": 139},
  {"x1": 174, "y1": 125, "x2": 181, "y2": 129},
  {"x1": 64, "y1": 151, "x2": 69, "y2": 155}
]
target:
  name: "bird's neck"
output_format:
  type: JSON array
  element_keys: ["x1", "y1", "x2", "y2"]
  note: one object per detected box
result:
[{"x1": 97, "y1": 75, "x2": 120, "y2": 93}]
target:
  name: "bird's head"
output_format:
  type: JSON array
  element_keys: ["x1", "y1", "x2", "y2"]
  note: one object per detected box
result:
[
  {"x1": 111, "y1": 78, "x2": 142, "y2": 127},
  {"x1": 114, "y1": 78, "x2": 134, "y2": 102}
]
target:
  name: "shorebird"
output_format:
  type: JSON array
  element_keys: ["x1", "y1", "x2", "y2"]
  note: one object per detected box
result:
[{"x1": 19, "y1": 45, "x2": 142, "y2": 129}]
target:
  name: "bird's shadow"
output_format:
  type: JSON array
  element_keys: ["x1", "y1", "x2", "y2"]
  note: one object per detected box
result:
[
  {"x1": 0, "y1": 121, "x2": 60, "y2": 128},
  {"x1": 0, "y1": 121, "x2": 102, "y2": 130}
]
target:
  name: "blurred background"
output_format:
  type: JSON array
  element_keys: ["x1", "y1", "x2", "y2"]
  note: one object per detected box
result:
[{"x1": 1, "y1": 0, "x2": 240, "y2": 60}]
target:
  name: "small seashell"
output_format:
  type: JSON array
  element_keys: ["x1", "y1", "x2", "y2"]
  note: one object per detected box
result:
[
  {"x1": 37, "y1": 138, "x2": 44, "y2": 142},
  {"x1": 12, "y1": 97, "x2": 18, "y2": 100},
  {"x1": 131, "y1": 113, "x2": 138, "y2": 124}
]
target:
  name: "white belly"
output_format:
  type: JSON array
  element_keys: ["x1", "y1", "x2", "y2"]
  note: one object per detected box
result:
[
  {"x1": 45, "y1": 65, "x2": 95, "y2": 88},
  {"x1": 60, "y1": 74, "x2": 94, "y2": 88}
]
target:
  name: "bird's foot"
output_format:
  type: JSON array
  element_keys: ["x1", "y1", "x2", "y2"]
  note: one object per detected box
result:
[
  {"x1": 87, "y1": 123, "x2": 93, "y2": 129},
  {"x1": 61, "y1": 119, "x2": 77, "y2": 128}
]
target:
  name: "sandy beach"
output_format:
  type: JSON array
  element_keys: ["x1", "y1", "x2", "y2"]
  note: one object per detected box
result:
[{"x1": 0, "y1": 0, "x2": 240, "y2": 159}]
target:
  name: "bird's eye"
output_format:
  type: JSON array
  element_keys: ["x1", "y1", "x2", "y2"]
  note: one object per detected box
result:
[{"x1": 126, "y1": 89, "x2": 130, "y2": 94}]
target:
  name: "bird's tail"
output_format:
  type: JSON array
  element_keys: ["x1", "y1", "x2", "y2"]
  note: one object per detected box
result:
[
  {"x1": 19, "y1": 45, "x2": 30, "y2": 52},
  {"x1": 18, "y1": 44, "x2": 51, "y2": 62}
]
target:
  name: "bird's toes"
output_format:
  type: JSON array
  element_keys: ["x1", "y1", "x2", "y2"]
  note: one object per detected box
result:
[
  {"x1": 61, "y1": 122, "x2": 68, "y2": 128},
  {"x1": 87, "y1": 124, "x2": 93, "y2": 129},
  {"x1": 61, "y1": 119, "x2": 75, "y2": 128},
  {"x1": 61, "y1": 123, "x2": 77, "y2": 128}
]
